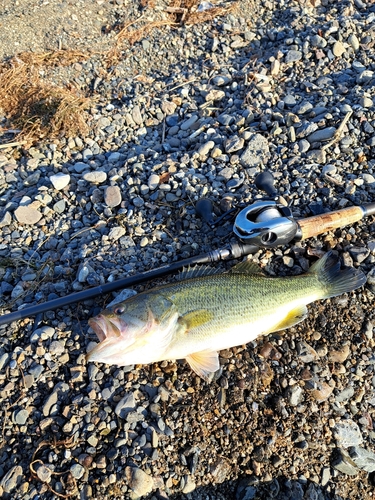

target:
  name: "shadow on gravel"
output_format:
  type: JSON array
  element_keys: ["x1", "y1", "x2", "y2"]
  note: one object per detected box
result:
[{"x1": 167, "y1": 475, "x2": 350, "y2": 500}]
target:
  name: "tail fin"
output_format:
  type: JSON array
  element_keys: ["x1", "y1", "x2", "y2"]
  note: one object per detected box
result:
[{"x1": 309, "y1": 251, "x2": 366, "y2": 299}]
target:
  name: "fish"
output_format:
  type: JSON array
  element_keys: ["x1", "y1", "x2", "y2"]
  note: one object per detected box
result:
[{"x1": 86, "y1": 252, "x2": 366, "y2": 381}]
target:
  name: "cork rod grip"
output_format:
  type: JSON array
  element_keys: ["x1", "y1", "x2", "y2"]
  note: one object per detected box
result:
[{"x1": 298, "y1": 206, "x2": 365, "y2": 241}]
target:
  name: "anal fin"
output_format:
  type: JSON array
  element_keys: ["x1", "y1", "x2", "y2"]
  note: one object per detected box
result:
[
  {"x1": 186, "y1": 350, "x2": 220, "y2": 382},
  {"x1": 272, "y1": 305, "x2": 308, "y2": 333}
]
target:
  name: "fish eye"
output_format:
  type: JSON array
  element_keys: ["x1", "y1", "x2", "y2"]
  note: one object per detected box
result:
[{"x1": 114, "y1": 306, "x2": 124, "y2": 315}]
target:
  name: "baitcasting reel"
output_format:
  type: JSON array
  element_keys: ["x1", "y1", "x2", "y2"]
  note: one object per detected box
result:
[{"x1": 195, "y1": 170, "x2": 375, "y2": 250}]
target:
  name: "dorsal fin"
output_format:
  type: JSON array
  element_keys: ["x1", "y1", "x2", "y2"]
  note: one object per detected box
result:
[
  {"x1": 229, "y1": 260, "x2": 265, "y2": 275},
  {"x1": 178, "y1": 265, "x2": 222, "y2": 281}
]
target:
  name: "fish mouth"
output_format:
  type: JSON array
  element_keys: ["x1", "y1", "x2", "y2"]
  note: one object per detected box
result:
[
  {"x1": 88, "y1": 316, "x2": 107, "y2": 342},
  {"x1": 86, "y1": 314, "x2": 135, "y2": 364},
  {"x1": 88, "y1": 315, "x2": 124, "y2": 341}
]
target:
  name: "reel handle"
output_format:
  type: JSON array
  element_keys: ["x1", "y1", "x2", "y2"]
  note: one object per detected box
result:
[
  {"x1": 195, "y1": 198, "x2": 215, "y2": 225},
  {"x1": 255, "y1": 171, "x2": 278, "y2": 199}
]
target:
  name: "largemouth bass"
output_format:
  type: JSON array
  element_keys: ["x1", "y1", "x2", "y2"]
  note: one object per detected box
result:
[{"x1": 86, "y1": 252, "x2": 366, "y2": 380}]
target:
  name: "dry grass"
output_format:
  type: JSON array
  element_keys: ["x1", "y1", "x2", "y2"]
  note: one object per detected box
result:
[
  {"x1": 107, "y1": 0, "x2": 238, "y2": 62},
  {"x1": 168, "y1": 0, "x2": 238, "y2": 24},
  {"x1": 0, "y1": 51, "x2": 92, "y2": 144}
]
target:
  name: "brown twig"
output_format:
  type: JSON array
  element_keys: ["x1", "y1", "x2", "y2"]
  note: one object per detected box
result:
[
  {"x1": 0, "y1": 140, "x2": 28, "y2": 149},
  {"x1": 30, "y1": 437, "x2": 79, "y2": 498}
]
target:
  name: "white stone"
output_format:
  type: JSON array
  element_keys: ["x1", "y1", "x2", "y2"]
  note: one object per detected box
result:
[{"x1": 50, "y1": 173, "x2": 70, "y2": 190}]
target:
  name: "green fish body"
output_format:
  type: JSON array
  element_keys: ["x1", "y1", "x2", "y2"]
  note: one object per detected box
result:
[{"x1": 86, "y1": 252, "x2": 366, "y2": 380}]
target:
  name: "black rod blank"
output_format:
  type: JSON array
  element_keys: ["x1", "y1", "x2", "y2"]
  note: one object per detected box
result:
[{"x1": 0, "y1": 243, "x2": 257, "y2": 326}]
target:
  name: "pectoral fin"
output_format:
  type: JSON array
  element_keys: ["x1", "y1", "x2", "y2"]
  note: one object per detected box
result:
[
  {"x1": 186, "y1": 350, "x2": 220, "y2": 381},
  {"x1": 272, "y1": 305, "x2": 308, "y2": 332},
  {"x1": 178, "y1": 309, "x2": 214, "y2": 330}
]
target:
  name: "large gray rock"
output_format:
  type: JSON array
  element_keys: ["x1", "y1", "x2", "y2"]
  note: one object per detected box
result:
[
  {"x1": 125, "y1": 466, "x2": 154, "y2": 499},
  {"x1": 333, "y1": 419, "x2": 363, "y2": 448},
  {"x1": 240, "y1": 134, "x2": 269, "y2": 168}
]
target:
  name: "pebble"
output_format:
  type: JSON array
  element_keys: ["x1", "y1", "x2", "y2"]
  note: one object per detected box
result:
[
  {"x1": 307, "y1": 127, "x2": 336, "y2": 143},
  {"x1": 49, "y1": 340, "x2": 65, "y2": 355},
  {"x1": 83, "y1": 171, "x2": 107, "y2": 183},
  {"x1": 198, "y1": 141, "x2": 215, "y2": 157},
  {"x1": 361, "y1": 173, "x2": 375, "y2": 184},
  {"x1": 348, "y1": 34, "x2": 360, "y2": 51},
  {"x1": 30, "y1": 326, "x2": 55, "y2": 342},
  {"x1": 53, "y1": 200, "x2": 66, "y2": 213},
  {"x1": 321, "y1": 467, "x2": 330, "y2": 487},
  {"x1": 70, "y1": 463, "x2": 85, "y2": 479},
  {"x1": 205, "y1": 89, "x2": 225, "y2": 101},
  {"x1": 356, "y1": 70, "x2": 373, "y2": 84},
  {"x1": 161, "y1": 100, "x2": 177, "y2": 115},
  {"x1": 108, "y1": 226, "x2": 126, "y2": 241},
  {"x1": 115, "y1": 392, "x2": 136, "y2": 418},
  {"x1": 333, "y1": 41, "x2": 346, "y2": 57},
  {"x1": 240, "y1": 134, "x2": 270, "y2": 168},
  {"x1": 104, "y1": 185, "x2": 122, "y2": 207},
  {"x1": 133, "y1": 196, "x2": 144, "y2": 208},
  {"x1": 287, "y1": 385, "x2": 304, "y2": 406},
  {"x1": 210, "y1": 457, "x2": 232, "y2": 483},
  {"x1": 73, "y1": 161, "x2": 88, "y2": 173},
  {"x1": 348, "y1": 446, "x2": 375, "y2": 472},
  {"x1": 328, "y1": 344, "x2": 350, "y2": 363},
  {"x1": 24, "y1": 171, "x2": 40, "y2": 186},
  {"x1": 0, "y1": 211, "x2": 12, "y2": 227},
  {"x1": 180, "y1": 115, "x2": 198, "y2": 131},
  {"x1": 132, "y1": 105, "x2": 143, "y2": 125},
  {"x1": 42, "y1": 390, "x2": 58, "y2": 417},
  {"x1": 335, "y1": 386, "x2": 355, "y2": 403},
  {"x1": 0, "y1": 465, "x2": 23, "y2": 493},
  {"x1": 50, "y1": 173, "x2": 70, "y2": 190},
  {"x1": 224, "y1": 136, "x2": 244, "y2": 153},
  {"x1": 36, "y1": 464, "x2": 52, "y2": 483},
  {"x1": 182, "y1": 476, "x2": 196, "y2": 494},
  {"x1": 148, "y1": 173, "x2": 160, "y2": 190},
  {"x1": 285, "y1": 50, "x2": 302, "y2": 63},
  {"x1": 360, "y1": 97, "x2": 373, "y2": 108},
  {"x1": 310, "y1": 34, "x2": 327, "y2": 49},
  {"x1": 332, "y1": 448, "x2": 359, "y2": 476},
  {"x1": 212, "y1": 75, "x2": 231, "y2": 86},
  {"x1": 349, "y1": 246, "x2": 370, "y2": 263},
  {"x1": 310, "y1": 382, "x2": 334, "y2": 402},
  {"x1": 14, "y1": 206, "x2": 42, "y2": 225},
  {"x1": 125, "y1": 466, "x2": 154, "y2": 499},
  {"x1": 333, "y1": 419, "x2": 363, "y2": 448},
  {"x1": 14, "y1": 408, "x2": 29, "y2": 425},
  {"x1": 0, "y1": 352, "x2": 10, "y2": 370}
]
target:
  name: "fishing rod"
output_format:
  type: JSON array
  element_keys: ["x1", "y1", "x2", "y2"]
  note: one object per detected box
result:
[
  {"x1": 0, "y1": 242, "x2": 257, "y2": 326},
  {"x1": 1, "y1": 171, "x2": 374, "y2": 326}
]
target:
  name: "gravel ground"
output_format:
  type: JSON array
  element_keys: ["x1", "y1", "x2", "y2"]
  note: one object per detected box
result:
[{"x1": 1, "y1": 0, "x2": 375, "y2": 499}]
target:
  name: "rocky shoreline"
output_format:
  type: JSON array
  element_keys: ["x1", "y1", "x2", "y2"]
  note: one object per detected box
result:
[{"x1": 1, "y1": 0, "x2": 375, "y2": 499}]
